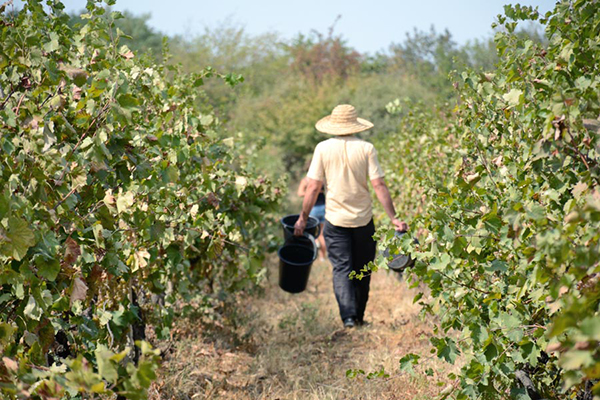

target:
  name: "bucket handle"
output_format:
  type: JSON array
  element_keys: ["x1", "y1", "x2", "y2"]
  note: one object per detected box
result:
[
  {"x1": 304, "y1": 232, "x2": 318, "y2": 262},
  {"x1": 286, "y1": 232, "x2": 318, "y2": 262}
]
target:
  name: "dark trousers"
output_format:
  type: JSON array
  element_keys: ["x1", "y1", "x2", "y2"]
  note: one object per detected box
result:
[{"x1": 324, "y1": 219, "x2": 376, "y2": 322}]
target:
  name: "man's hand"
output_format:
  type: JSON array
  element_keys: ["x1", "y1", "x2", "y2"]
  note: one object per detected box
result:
[
  {"x1": 392, "y1": 218, "x2": 408, "y2": 232},
  {"x1": 294, "y1": 214, "x2": 307, "y2": 236},
  {"x1": 295, "y1": 178, "x2": 323, "y2": 236}
]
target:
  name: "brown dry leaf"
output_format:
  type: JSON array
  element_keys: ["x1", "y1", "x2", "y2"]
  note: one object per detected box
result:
[
  {"x1": 583, "y1": 191, "x2": 600, "y2": 213},
  {"x1": 121, "y1": 50, "x2": 134, "y2": 59},
  {"x1": 70, "y1": 277, "x2": 88, "y2": 305},
  {"x1": 546, "y1": 342, "x2": 564, "y2": 353},
  {"x1": 492, "y1": 155, "x2": 503, "y2": 167},
  {"x1": 22, "y1": 116, "x2": 41, "y2": 130},
  {"x1": 72, "y1": 86, "x2": 82, "y2": 100},
  {"x1": 572, "y1": 181, "x2": 588, "y2": 199},
  {"x1": 558, "y1": 286, "x2": 568, "y2": 296},
  {"x1": 196, "y1": 348, "x2": 213, "y2": 357},
  {"x1": 64, "y1": 237, "x2": 80, "y2": 267},
  {"x1": 206, "y1": 192, "x2": 220, "y2": 208},
  {"x1": 575, "y1": 341, "x2": 592, "y2": 350},
  {"x1": 34, "y1": 379, "x2": 63, "y2": 399},
  {"x1": 552, "y1": 115, "x2": 566, "y2": 140},
  {"x1": 3, "y1": 357, "x2": 18, "y2": 372},
  {"x1": 87, "y1": 264, "x2": 104, "y2": 286},
  {"x1": 103, "y1": 191, "x2": 116, "y2": 206},
  {"x1": 133, "y1": 248, "x2": 150, "y2": 270}
]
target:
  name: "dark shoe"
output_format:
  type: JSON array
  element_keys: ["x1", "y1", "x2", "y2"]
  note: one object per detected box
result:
[
  {"x1": 356, "y1": 319, "x2": 370, "y2": 327},
  {"x1": 343, "y1": 317, "x2": 356, "y2": 328}
]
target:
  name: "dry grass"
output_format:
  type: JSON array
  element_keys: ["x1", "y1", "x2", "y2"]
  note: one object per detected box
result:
[{"x1": 149, "y1": 258, "x2": 456, "y2": 400}]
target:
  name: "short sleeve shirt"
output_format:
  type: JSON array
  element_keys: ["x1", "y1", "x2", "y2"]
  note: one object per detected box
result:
[{"x1": 307, "y1": 136, "x2": 384, "y2": 227}]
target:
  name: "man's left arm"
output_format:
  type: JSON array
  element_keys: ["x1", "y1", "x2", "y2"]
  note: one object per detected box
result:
[
  {"x1": 294, "y1": 178, "x2": 323, "y2": 236},
  {"x1": 368, "y1": 145, "x2": 408, "y2": 232},
  {"x1": 371, "y1": 177, "x2": 408, "y2": 232}
]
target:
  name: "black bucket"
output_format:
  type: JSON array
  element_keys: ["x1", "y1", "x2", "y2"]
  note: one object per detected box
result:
[
  {"x1": 384, "y1": 231, "x2": 418, "y2": 276},
  {"x1": 281, "y1": 214, "x2": 320, "y2": 240},
  {"x1": 278, "y1": 233, "x2": 317, "y2": 293}
]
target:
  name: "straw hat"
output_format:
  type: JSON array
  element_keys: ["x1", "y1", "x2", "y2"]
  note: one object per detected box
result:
[{"x1": 315, "y1": 104, "x2": 374, "y2": 135}]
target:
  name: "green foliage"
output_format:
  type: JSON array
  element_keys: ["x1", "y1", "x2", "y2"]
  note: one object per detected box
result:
[
  {"x1": 231, "y1": 78, "x2": 338, "y2": 175},
  {"x1": 170, "y1": 24, "x2": 288, "y2": 117},
  {"x1": 399, "y1": 353, "x2": 421, "y2": 374},
  {"x1": 378, "y1": 1, "x2": 600, "y2": 398},
  {"x1": 0, "y1": 0, "x2": 281, "y2": 398},
  {"x1": 69, "y1": 10, "x2": 165, "y2": 56},
  {"x1": 346, "y1": 366, "x2": 390, "y2": 380}
]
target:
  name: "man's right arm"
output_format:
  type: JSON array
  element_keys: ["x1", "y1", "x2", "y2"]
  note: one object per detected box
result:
[
  {"x1": 294, "y1": 178, "x2": 324, "y2": 236},
  {"x1": 297, "y1": 177, "x2": 308, "y2": 197},
  {"x1": 371, "y1": 177, "x2": 408, "y2": 232}
]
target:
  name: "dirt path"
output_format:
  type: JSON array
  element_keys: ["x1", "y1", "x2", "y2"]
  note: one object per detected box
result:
[{"x1": 150, "y1": 258, "x2": 454, "y2": 399}]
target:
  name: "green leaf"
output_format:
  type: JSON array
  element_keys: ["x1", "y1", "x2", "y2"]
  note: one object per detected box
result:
[
  {"x1": 73, "y1": 70, "x2": 88, "y2": 87},
  {"x1": 443, "y1": 226, "x2": 455, "y2": 242},
  {"x1": 42, "y1": 124, "x2": 56, "y2": 152},
  {"x1": 23, "y1": 296, "x2": 42, "y2": 321},
  {"x1": 95, "y1": 345, "x2": 119, "y2": 384},
  {"x1": 498, "y1": 312, "x2": 524, "y2": 341},
  {"x1": 43, "y1": 32, "x2": 59, "y2": 52},
  {"x1": 429, "y1": 253, "x2": 451, "y2": 271},
  {"x1": 484, "y1": 343, "x2": 498, "y2": 361},
  {"x1": 1, "y1": 217, "x2": 36, "y2": 261},
  {"x1": 434, "y1": 338, "x2": 459, "y2": 364},
  {"x1": 502, "y1": 88, "x2": 523, "y2": 107},
  {"x1": 162, "y1": 166, "x2": 179, "y2": 183},
  {"x1": 0, "y1": 190, "x2": 9, "y2": 219},
  {"x1": 117, "y1": 93, "x2": 139, "y2": 109},
  {"x1": 0, "y1": 322, "x2": 16, "y2": 344},
  {"x1": 399, "y1": 353, "x2": 421, "y2": 373},
  {"x1": 136, "y1": 360, "x2": 157, "y2": 388},
  {"x1": 116, "y1": 191, "x2": 135, "y2": 214},
  {"x1": 110, "y1": 348, "x2": 130, "y2": 363},
  {"x1": 559, "y1": 350, "x2": 594, "y2": 370},
  {"x1": 580, "y1": 317, "x2": 600, "y2": 340},
  {"x1": 36, "y1": 257, "x2": 61, "y2": 281}
]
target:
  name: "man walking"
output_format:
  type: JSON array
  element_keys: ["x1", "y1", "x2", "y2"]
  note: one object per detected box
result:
[{"x1": 294, "y1": 104, "x2": 408, "y2": 328}]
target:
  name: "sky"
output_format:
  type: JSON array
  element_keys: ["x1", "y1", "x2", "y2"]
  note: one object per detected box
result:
[{"x1": 17, "y1": 0, "x2": 556, "y2": 54}]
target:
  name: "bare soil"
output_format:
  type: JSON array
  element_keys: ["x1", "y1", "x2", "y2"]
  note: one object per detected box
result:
[{"x1": 149, "y1": 258, "x2": 455, "y2": 400}]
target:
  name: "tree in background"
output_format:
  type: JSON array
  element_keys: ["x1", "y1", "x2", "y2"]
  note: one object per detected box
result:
[{"x1": 286, "y1": 22, "x2": 360, "y2": 84}]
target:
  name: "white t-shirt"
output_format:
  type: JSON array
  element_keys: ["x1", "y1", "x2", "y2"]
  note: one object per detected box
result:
[{"x1": 307, "y1": 135, "x2": 385, "y2": 227}]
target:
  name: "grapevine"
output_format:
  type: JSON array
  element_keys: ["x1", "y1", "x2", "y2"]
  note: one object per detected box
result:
[{"x1": 0, "y1": 1, "x2": 281, "y2": 398}]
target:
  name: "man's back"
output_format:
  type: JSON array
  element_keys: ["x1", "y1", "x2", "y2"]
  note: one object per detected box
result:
[{"x1": 307, "y1": 136, "x2": 384, "y2": 228}]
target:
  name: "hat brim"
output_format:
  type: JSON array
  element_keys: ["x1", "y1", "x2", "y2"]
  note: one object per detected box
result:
[{"x1": 315, "y1": 116, "x2": 374, "y2": 135}]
